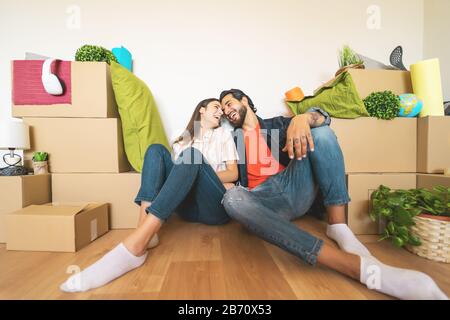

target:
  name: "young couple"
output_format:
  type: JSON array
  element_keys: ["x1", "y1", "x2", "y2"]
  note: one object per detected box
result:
[{"x1": 61, "y1": 89, "x2": 448, "y2": 300}]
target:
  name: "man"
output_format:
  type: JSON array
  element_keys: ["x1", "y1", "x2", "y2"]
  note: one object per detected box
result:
[{"x1": 219, "y1": 89, "x2": 447, "y2": 300}]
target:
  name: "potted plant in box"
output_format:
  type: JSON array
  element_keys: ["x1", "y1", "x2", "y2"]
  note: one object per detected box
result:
[
  {"x1": 32, "y1": 151, "x2": 49, "y2": 175},
  {"x1": 370, "y1": 185, "x2": 450, "y2": 263},
  {"x1": 336, "y1": 45, "x2": 365, "y2": 76}
]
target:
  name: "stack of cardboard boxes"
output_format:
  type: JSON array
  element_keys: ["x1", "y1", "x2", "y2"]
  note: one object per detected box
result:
[
  {"x1": 3, "y1": 61, "x2": 142, "y2": 252},
  {"x1": 329, "y1": 70, "x2": 450, "y2": 235}
]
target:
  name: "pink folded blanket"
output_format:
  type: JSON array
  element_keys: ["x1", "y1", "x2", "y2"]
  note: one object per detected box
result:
[{"x1": 13, "y1": 60, "x2": 72, "y2": 105}]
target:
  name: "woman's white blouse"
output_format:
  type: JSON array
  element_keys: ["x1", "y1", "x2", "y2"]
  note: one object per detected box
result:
[{"x1": 172, "y1": 127, "x2": 239, "y2": 173}]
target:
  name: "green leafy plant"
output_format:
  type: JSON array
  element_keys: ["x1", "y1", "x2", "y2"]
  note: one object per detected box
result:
[
  {"x1": 370, "y1": 185, "x2": 450, "y2": 248},
  {"x1": 32, "y1": 151, "x2": 48, "y2": 162},
  {"x1": 338, "y1": 45, "x2": 363, "y2": 68},
  {"x1": 416, "y1": 186, "x2": 450, "y2": 217},
  {"x1": 363, "y1": 90, "x2": 401, "y2": 120},
  {"x1": 75, "y1": 45, "x2": 118, "y2": 64}
]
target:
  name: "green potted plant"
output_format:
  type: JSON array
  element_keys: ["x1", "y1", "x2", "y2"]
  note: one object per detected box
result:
[
  {"x1": 370, "y1": 185, "x2": 450, "y2": 263},
  {"x1": 336, "y1": 45, "x2": 364, "y2": 76},
  {"x1": 32, "y1": 151, "x2": 49, "y2": 175},
  {"x1": 75, "y1": 45, "x2": 118, "y2": 64}
]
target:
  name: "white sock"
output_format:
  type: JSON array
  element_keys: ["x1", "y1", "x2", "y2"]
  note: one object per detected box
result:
[
  {"x1": 360, "y1": 255, "x2": 448, "y2": 300},
  {"x1": 147, "y1": 233, "x2": 159, "y2": 249},
  {"x1": 327, "y1": 224, "x2": 371, "y2": 257},
  {"x1": 60, "y1": 243, "x2": 147, "y2": 293}
]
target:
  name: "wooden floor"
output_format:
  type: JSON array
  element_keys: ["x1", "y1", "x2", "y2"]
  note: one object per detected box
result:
[{"x1": 0, "y1": 215, "x2": 449, "y2": 300}]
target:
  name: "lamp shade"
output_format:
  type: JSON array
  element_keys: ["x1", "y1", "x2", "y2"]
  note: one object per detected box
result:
[{"x1": 0, "y1": 120, "x2": 30, "y2": 150}]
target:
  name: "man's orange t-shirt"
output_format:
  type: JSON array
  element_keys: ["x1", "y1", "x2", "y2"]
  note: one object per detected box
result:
[{"x1": 244, "y1": 123, "x2": 285, "y2": 190}]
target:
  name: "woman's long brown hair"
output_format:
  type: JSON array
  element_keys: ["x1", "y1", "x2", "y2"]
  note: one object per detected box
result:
[{"x1": 173, "y1": 98, "x2": 219, "y2": 146}]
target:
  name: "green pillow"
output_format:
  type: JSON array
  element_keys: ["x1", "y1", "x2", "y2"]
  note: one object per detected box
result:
[
  {"x1": 286, "y1": 71, "x2": 369, "y2": 119},
  {"x1": 110, "y1": 61, "x2": 170, "y2": 172}
]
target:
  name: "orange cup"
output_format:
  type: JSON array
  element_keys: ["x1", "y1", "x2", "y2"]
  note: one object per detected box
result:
[{"x1": 285, "y1": 87, "x2": 305, "y2": 101}]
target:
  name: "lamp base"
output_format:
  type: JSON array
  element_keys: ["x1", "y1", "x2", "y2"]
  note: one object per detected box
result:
[{"x1": 0, "y1": 165, "x2": 30, "y2": 176}]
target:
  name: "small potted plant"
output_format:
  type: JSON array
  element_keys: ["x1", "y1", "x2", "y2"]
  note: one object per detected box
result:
[
  {"x1": 336, "y1": 45, "x2": 365, "y2": 76},
  {"x1": 75, "y1": 45, "x2": 118, "y2": 65},
  {"x1": 32, "y1": 151, "x2": 49, "y2": 175},
  {"x1": 370, "y1": 185, "x2": 450, "y2": 263}
]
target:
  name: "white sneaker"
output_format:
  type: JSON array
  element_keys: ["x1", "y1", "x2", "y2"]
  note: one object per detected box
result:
[{"x1": 147, "y1": 234, "x2": 159, "y2": 249}]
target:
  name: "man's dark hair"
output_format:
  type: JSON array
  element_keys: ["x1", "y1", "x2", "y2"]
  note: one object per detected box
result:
[{"x1": 219, "y1": 89, "x2": 257, "y2": 113}]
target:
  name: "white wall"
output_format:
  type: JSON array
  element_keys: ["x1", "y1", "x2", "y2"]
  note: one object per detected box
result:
[
  {"x1": 0, "y1": 0, "x2": 425, "y2": 145},
  {"x1": 424, "y1": 0, "x2": 450, "y2": 102}
]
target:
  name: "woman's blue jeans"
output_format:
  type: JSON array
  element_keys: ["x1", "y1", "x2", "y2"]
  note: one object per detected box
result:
[
  {"x1": 222, "y1": 126, "x2": 351, "y2": 265},
  {"x1": 134, "y1": 144, "x2": 230, "y2": 225}
]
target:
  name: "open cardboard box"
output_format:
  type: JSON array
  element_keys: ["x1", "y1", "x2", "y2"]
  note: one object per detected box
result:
[
  {"x1": 6, "y1": 202, "x2": 109, "y2": 252},
  {"x1": 52, "y1": 172, "x2": 141, "y2": 229}
]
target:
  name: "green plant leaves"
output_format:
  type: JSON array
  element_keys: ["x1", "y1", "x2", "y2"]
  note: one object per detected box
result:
[
  {"x1": 75, "y1": 45, "x2": 118, "y2": 64},
  {"x1": 32, "y1": 151, "x2": 48, "y2": 162},
  {"x1": 338, "y1": 45, "x2": 363, "y2": 68},
  {"x1": 368, "y1": 184, "x2": 449, "y2": 248},
  {"x1": 363, "y1": 91, "x2": 401, "y2": 120},
  {"x1": 393, "y1": 237, "x2": 405, "y2": 248}
]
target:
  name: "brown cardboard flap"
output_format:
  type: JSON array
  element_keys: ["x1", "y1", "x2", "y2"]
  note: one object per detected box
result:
[{"x1": 10, "y1": 203, "x2": 90, "y2": 217}]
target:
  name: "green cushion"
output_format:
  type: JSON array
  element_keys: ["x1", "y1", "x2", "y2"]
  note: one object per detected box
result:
[
  {"x1": 110, "y1": 62, "x2": 170, "y2": 172},
  {"x1": 286, "y1": 71, "x2": 369, "y2": 119}
]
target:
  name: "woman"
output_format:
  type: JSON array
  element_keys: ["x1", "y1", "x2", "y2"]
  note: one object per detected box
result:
[{"x1": 60, "y1": 98, "x2": 238, "y2": 292}]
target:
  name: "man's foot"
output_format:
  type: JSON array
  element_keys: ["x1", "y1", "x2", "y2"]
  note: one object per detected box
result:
[
  {"x1": 327, "y1": 224, "x2": 371, "y2": 257},
  {"x1": 360, "y1": 255, "x2": 448, "y2": 300},
  {"x1": 148, "y1": 234, "x2": 159, "y2": 249},
  {"x1": 60, "y1": 243, "x2": 147, "y2": 292}
]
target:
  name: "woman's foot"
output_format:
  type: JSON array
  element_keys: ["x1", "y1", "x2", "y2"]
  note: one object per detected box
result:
[
  {"x1": 360, "y1": 255, "x2": 448, "y2": 300},
  {"x1": 60, "y1": 243, "x2": 147, "y2": 292}
]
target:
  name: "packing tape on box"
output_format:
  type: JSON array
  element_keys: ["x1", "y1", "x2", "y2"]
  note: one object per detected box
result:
[{"x1": 410, "y1": 58, "x2": 445, "y2": 117}]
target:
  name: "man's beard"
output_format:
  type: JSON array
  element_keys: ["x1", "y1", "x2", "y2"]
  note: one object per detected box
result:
[{"x1": 229, "y1": 106, "x2": 247, "y2": 128}]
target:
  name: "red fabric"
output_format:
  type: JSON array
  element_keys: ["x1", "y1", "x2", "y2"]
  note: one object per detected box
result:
[
  {"x1": 244, "y1": 123, "x2": 285, "y2": 190},
  {"x1": 12, "y1": 60, "x2": 72, "y2": 105}
]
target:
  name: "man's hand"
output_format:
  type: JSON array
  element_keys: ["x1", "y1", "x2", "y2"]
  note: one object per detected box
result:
[
  {"x1": 223, "y1": 183, "x2": 236, "y2": 190},
  {"x1": 282, "y1": 114, "x2": 315, "y2": 160}
]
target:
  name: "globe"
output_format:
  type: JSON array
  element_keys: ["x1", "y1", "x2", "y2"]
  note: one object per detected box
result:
[{"x1": 399, "y1": 94, "x2": 423, "y2": 118}]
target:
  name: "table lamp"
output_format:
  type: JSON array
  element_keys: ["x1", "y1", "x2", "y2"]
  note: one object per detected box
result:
[{"x1": 0, "y1": 120, "x2": 30, "y2": 176}]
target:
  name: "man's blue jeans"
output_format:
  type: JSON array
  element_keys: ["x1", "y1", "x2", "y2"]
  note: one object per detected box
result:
[
  {"x1": 222, "y1": 126, "x2": 351, "y2": 265},
  {"x1": 134, "y1": 144, "x2": 230, "y2": 225}
]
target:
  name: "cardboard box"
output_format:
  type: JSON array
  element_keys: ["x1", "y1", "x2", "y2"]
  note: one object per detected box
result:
[
  {"x1": 346, "y1": 173, "x2": 416, "y2": 235},
  {"x1": 331, "y1": 118, "x2": 417, "y2": 173},
  {"x1": 12, "y1": 62, "x2": 118, "y2": 118},
  {"x1": 23, "y1": 118, "x2": 131, "y2": 173},
  {"x1": 346, "y1": 69, "x2": 413, "y2": 99},
  {"x1": 0, "y1": 174, "x2": 51, "y2": 243},
  {"x1": 6, "y1": 202, "x2": 109, "y2": 252},
  {"x1": 316, "y1": 69, "x2": 413, "y2": 99},
  {"x1": 52, "y1": 172, "x2": 141, "y2": 229},
  {"x1": 417, "y1": 116, "x2": 450, "y2": 174},
  {"x1": 417, "y1": 174, "x2": 450, "y2": 189}
]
